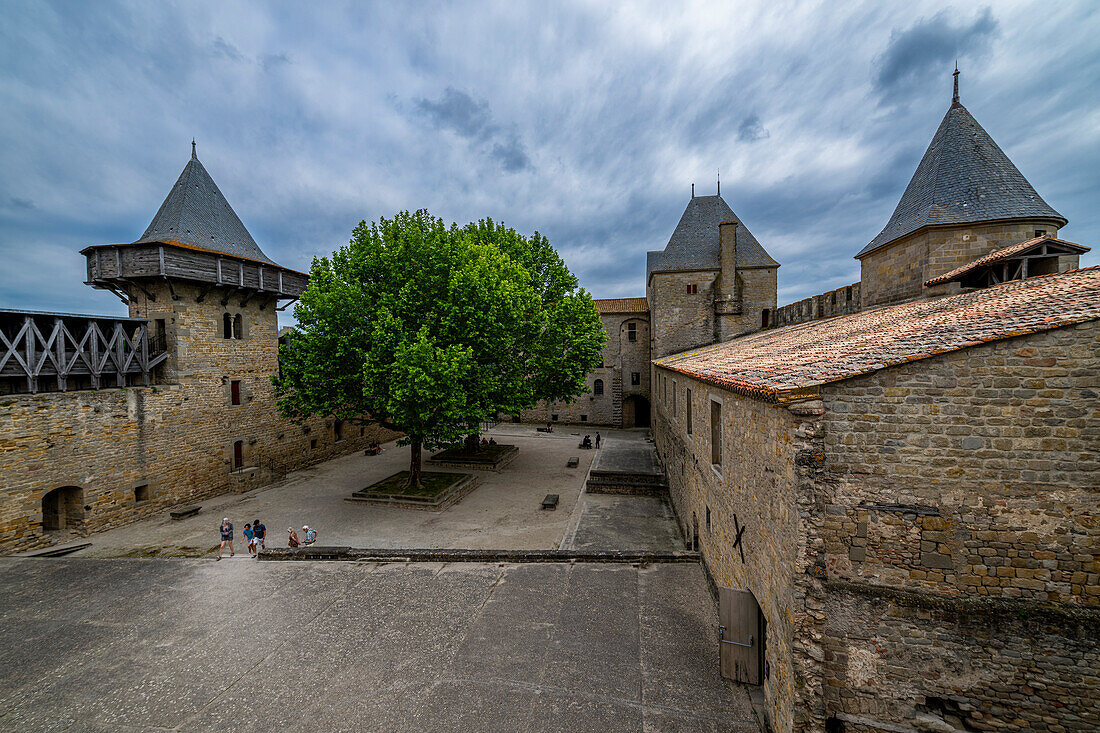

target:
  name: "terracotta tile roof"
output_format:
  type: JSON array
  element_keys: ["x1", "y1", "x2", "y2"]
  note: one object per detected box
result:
[
  {"x1": 594, "y1": 297, "x2": 649, "y2": 314},
  {"x1": 923, "y1": 236, "x2": 1089, "y2": 287},
  {"x1": 655, "y1": 267, "x2": 1100, "y2": 403}
]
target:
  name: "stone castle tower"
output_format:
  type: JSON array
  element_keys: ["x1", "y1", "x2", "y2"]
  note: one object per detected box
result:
[
  {"x1": 646, "y1": 192, "x2": 779, "y2": 357},
  {"x1": 856, "y1": 69, "x2": 1068, "y2": 307},
  {"x1": 80, "y1": 144, "x2": 311, "y2": 474}
]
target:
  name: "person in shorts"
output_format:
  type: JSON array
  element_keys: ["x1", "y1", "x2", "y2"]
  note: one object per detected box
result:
[
  {"x1": 217, "y1": 517, "x2": 234, "y2": 560},
  {"x1": 243, "y1": 523, "x2": 256, "y2": 557},
  {"x1": 252, "y1": 519, "x2": 266, "y2": 551},
  {"x1": 302, "y1": 525, "x2": 317, "y2": 546}
]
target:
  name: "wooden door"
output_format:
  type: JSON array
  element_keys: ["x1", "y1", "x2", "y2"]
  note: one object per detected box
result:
[{"x1": 719, "y1": 587, "x2": 762, "y2": 684}]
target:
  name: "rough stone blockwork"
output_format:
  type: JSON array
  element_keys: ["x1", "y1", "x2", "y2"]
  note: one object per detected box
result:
[
  {"x1": 0, "y1": 280, "x2": 398, "y2": 553},
  {"x1": 652, "y1": 319, "x2": 1099, "y2": 733}
]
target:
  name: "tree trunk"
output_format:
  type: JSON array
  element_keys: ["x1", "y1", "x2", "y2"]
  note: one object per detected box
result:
[
  {"x1": 408, "y1": 439, "x2": 423, "y2": 489},
  {"x1": 464, "y1": 433, "x2": 481, "y2": 454}
]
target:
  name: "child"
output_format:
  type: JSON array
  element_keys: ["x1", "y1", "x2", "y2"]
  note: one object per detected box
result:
[{"x1": 243, "y1": 523, "x2": 256, "y2": 557}]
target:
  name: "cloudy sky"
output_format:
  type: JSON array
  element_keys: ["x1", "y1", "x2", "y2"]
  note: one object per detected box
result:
[{"x1": 2, "y1": 1, "x2": 1098, "y2": 325}]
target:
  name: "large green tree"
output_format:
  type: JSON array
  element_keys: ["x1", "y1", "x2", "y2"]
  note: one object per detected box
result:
[{"x1": 274, "y1": 210, "x2": 605, "y2": 487}]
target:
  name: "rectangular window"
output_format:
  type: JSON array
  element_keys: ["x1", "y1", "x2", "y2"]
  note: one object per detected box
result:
[
  {"x1": 334, "y1": 420, "x2": 344, "y2": 442},
  {"x1": 685, "y1": 284, "x2": 697, "y2": 294},
  {"x1": 686, "y1": 389, "x2": 693, "y2": 434},
  {"x1": 710, "y1": 401, "x2": 722, "y2": 466},
  {"x1": 310, "y1": 438, "x2": 318, "y2": 450},
  {"x1": 627, "y1": 322, "x2": 637, "y2": 342},
  {"x1": 580, "y1": 414, "x2": 587, "y2": 422},
  {"x1": 551, "y1": 414, "x2": 559, "y2": 422},
  {"x1": 672, "y1": 381, "x2": 677, "y2": 415},
  {"x1": 134, "y1": 484, "x2": 151, "y2": 503},
  {"x1": 761, "y1": 309, "x2": 770, "y2": 328},
  {"x1": 233, "y1": 440, "x2": 244, "y2": 469},
  {"x1": 706, "y1": 505, "x2": 711, "y2": 532},
  {"x1": 631, "y1": 372, "x2": 640, "y2": 386},
  {"x1": 230, "y1": 380, "x2": 241, "y2": 405}
]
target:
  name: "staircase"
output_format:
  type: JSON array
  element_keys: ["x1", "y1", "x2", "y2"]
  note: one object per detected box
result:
[{"x1": 611, "y1": 376, "x2": 623, "y2": 427}]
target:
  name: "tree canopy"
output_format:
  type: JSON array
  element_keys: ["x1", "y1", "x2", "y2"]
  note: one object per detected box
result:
[{"x1": 274, "y1": 210, "x2": 605, "y2": 485}]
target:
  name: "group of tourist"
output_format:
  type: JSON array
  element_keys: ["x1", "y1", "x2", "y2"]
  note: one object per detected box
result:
[{"x1": 217, "y1": 517, "x2": 316, "y2": 559}]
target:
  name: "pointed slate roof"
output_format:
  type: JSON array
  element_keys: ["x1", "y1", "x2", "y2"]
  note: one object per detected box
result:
[
  {"x1": 858, "y1": 82, "x2": 1066, "y2": 258},
  {"x1": 133, "y1": 144, "x2": 279, "y2": 265},
  {"x1": 646, "y1": 194, "x2": 778, "y2": 280}
]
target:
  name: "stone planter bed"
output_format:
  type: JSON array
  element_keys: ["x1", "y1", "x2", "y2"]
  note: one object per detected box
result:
[
  {"x1": 428, "y1": 443, "x2": 519, "y2": 472},
  {"x1": 346, "y1": 471, "x2": 479, "y2": 510}
]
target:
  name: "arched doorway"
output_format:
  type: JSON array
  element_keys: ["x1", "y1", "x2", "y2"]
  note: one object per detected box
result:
[
  {"x1": 621, "y1": 395, "x2": 651, "y2": 428},
  {"x1": 42, "y1": 486, "x2": 83, "y2": 532}
]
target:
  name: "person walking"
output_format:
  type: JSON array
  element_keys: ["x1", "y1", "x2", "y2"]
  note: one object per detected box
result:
[
  {"x1": 302, "y1": 525, "x2": 317, "y2": 546},
  {"x1": 595, "y1": 432, "x2": 601, "y2": 449},
  {"x1": 288, "y1": 526, "x2": 300, "y2": 548},
  {"x1": 217, "y1": 517, "x2": 234, "y2": 560},
  {"x1": 252, "y1": 519, "x2": 266, "y2": 551},
  {"x1": 243, "y1": 523, "x2": 255, "y2": 557}
]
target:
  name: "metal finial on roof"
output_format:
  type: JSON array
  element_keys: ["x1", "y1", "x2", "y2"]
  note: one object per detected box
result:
[
  {"x1": 717, "y1": 169, "x2": 720, "y2": 196},
  {"x1": 691, "y1": 183, "x2": 695, "y2": 198},
  {"x1": 952, "y1": 63, "x2": 960, "y2": 106},
  {"x1": 191, "y1": 139, "x2": 197, "y2": 159}
]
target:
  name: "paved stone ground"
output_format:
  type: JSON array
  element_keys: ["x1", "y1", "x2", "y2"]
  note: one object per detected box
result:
[
  {"x1": 591, "y1": 433, "x2": 664, "y2": 476},
  {"x1": 566, "y1": 495, "x2": 684, "y2": 551},
  {"x1": 0, "y1": 558, "x2": 759, "y2": 732},
  {"x1": 45, "y1": 426, "x2": 681, "y2": 558}
]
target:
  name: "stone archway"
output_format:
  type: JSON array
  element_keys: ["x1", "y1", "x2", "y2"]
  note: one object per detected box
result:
[{"x1": 42, "y1": 486, "x2": 84, "y2": 532}]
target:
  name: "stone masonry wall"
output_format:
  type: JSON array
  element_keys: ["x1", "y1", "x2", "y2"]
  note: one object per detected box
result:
[
  {"x1": 0, "y1": 280, "x2": 398, "y2": 553},
  {"x1": 731, "y1": 266, "x2": 778, "y2": 337},
  {"x1": 652, "y1": 367, "x2": 825, "y2": 733},
  {"x1": 648, "y1": 271, "x2": 717, "y2": 357},
  {"x1": 815, "y1": 321, "x2": 1100, "y2": 730},
  {"x1": 859, "y1": 220, "x2": 1061, "y2": 308},
  {"x1": 824, "y1": 586, "x2": 1099, "y2": 732},
  {"x1": 818, "y1": 321, "x2": 1099, "y2": 606},
  {"x1": 523, "y1": 311, "x2": 649, "y2": 427},
  {"x1": 772, "y1": 282, "x2": 860, "y2": 330}
]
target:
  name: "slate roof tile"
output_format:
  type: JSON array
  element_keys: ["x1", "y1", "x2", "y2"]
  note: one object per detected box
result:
[
  {"x1": 655, "y1": 266, "x2": 1100, "y2": 402},
  {"x1": 646, "y1": 195, "x2": 778, "y2": 281},
  {"x1": 858, "y1": 101, "x2": 1066, "y2": 258},
  {"x1": 131, "y1": 147, "x2": 281, "y2": 266}
]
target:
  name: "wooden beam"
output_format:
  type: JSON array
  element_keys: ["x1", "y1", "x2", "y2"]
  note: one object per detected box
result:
[{"x1": 195, "y1": 283, "x2": 216, "y2": 303}]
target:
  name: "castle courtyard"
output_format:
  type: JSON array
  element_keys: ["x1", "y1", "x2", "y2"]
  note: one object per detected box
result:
[
  {"x1": 0, "y1": 557, "x2": 757, "y2": 732},
  {"x1": 32, "y1": 426, "x2": 683, "y2": 558}
]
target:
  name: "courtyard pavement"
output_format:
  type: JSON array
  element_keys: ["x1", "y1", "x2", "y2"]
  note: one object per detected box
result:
[
  {"x1": 0, "y1": 557, "x2": 758, "y2": 732},
  {"x1": 54, "y1": 425, "x2": 681, "y2": 558}
]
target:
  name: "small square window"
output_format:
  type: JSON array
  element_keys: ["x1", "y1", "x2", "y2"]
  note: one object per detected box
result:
[
  {"x1": 551, "y1": 414, "x2": 559, "y2": 422},
  {"x1": 134, "y1": 484, "x2": 151, "y2": 503},
  {"x1": 580, "y1": 414, "x2": 587, "y2": 422},
  {"x1": 631, "y1": 372, "x2": 640, "y2": 385},
  {"x1": 1035, "y1": 230, "x2": 1046, "y2": 238}
]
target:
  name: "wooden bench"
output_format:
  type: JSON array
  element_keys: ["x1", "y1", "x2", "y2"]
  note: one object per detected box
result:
[
  {"x1": 541, "y1": 494, "x2": 559, "y2": 510},
  {"x1": 566, "y1": 457, "x2": 579, "y2": 468},
  {"x1": 169, "y1": 505, "x2": 201, "y2": 520}
]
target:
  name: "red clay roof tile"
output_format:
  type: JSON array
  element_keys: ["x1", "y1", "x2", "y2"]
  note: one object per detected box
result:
[{"x1": 655, "y1": 267, "x2": 1100, "y2": 402}]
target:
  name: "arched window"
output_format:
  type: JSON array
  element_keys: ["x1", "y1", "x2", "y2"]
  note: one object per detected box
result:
[
  {"x1": 593, "y1": 379, "x2": 604, "y2": 396},
  {"x1": 223, "y1": 313, "x2": 233, "y2": 339},
  {"x1": 233, "y1": 314, "x2": 243, "y2": 340}
]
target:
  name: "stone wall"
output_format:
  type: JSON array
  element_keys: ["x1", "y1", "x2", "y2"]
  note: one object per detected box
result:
[
  {"x1": 730, "y1": 266, "x2": 778, "y2": 337},
  {"x1": 652, "y1": 367, "x2": 824, "y2": 733},
  {"x1": 653, "y1": 319, "x2": 1100, "y2": 732},
  {"x1": 0, "y1": 280, "x2": 398, "y2": 553},
  {"x1": 824, "y1": 585, "x2": 1099, "y2": 732},
  {"x1": 522, "y1": 310, "x2": 650, "y2": 427},
  {"x1": 858, "y1": 220, "x2": 1062, "y2": 308},
  {"x1": 772, "y1": 282, "x2": 860, "y2": 329},
  {"x1": 818, "y1": 320, "x2": 1099, "y2": 607},
  {"x1": 648, "y1": 270, "x2": 717, "y2": 357}
]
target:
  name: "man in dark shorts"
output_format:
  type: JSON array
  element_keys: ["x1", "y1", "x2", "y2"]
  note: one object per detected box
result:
[
  {"x1": 217, "y1": 517, "x2": 234, "y2": 560},
  {"x1": 252, "y1": 519, "x2": 266, "y2": 551}
]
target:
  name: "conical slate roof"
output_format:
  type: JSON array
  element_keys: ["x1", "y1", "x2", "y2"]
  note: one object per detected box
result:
[
  {"x1": 646, "y1": 195, "x2": 778, "y2": 278},
  {"x1": 858, "y1": 90, "x2": 1065, "y2": 258},
  {"x1": 134, "y1": 144, "x2": 278, "y2": 265}
]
